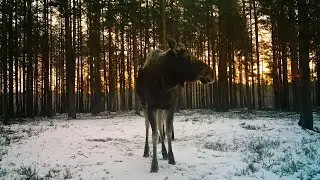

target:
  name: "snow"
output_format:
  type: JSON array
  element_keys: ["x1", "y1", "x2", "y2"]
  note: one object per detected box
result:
[{"x1": 0, "y1": 110, "x2": 320, "y2": 180}]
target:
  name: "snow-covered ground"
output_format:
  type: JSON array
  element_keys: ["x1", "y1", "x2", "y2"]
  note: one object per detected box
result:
[{"x1": 0, "y1": 110, "x2": 320, "y2": 180}]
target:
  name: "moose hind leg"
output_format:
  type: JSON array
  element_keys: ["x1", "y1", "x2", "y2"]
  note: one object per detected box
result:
[
  {"x1": 143, "y1": 107, "x2": 149, "y2": 157},
  {"x1": 157, "y1": 110, "x2": 168, "y2": 160},
  {"x1": 172, "y1": 125, "x2": 175, "y2": 140},
  {"x1": 165, "y1": 109, "x2": 176, "y2": 165},
  {"x1": 148, "y1": 108, "x2": 159, "y2": 172}
]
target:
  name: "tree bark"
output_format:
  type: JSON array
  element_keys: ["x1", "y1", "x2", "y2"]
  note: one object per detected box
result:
[
  {"x1": 239, "y1": 52, "x2": 244, "y2": 108},
  {"x1": 281, "y1": 41, "x2": 289, "y2": 110},
  {"x1": 242, "y1": 0, "x2": 251, "y2": 109},
  {"x1": 108, "y1": 28, "x2": 116, "y2": 112},
  {"x1": 316, "y1": 46, "x2": 320, "y2": 108},
  {"x1": 1, "y1": 0, "x2": 9, "y2": 122},
  {"x1": 217, "y1": 0, "x2": 229, "y2": 111},
  {"x1": 253, "y1": 0, "x2": 262, "y2": 109},
  {"x1": 132, "y1": 0, "x2": 139, "y2": 114},
  {"x1": 160, "y1": 0, "x2": 166, "y2": 49},
  {"x1": 26, "y1": 0, "x2": 34, "y2": 118},
  {"x1": 297, "y1": 0, "x2": 313, "y2": 130},
  {"x1": 88, "y1": 1, "x2": 103, "y2": 115},
  {"x1": 8, "y1": 1, "x2": 14, "y2": 117},
  {"x1": 43, "y1": 0, "x2": 52, "y2": 117},
  {"x1": 120, "y1": 8, "x2": 126, "y2": 111},
  {"x1": 271, "y1": 16, "x2": 280, "y2": 110},
  {"x1": 127, "y1": 29, "x2": 132, "y2": 111},
  {"x1": 65, "y1": 0, "x2": 76, "y2": 119},
  {"x1": 78, "y1": 0, "x2": 84, "y2": 113},
  {"x1": 288, "y1": 1, "x2": 299, "y2": 112},
  {"x1": 14, "y1": 3, "x2": 20, "y2": 117},
  {"x1": 249, "y1": 0, "x2": 255, "y2": 109}
]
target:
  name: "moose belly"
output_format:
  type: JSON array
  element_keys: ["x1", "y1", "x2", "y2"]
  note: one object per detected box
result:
[{"x1": 146, "y1": 88, "x2": 177, "y2": 109}]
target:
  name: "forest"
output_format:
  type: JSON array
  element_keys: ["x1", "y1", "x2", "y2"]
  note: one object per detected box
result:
[
  {"x1": 1, "y1": 0, "x2": 320, "y2": 179},
  {"x1": 0, "y1": 0, "x2": 320, "y2": 130}
]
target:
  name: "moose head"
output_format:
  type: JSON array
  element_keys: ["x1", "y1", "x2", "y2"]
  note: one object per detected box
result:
[{"x1": 164, "y1": 37, "x2": 215, "y2": 87}]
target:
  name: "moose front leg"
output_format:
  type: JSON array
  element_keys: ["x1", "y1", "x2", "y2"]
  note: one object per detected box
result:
[
  {"x1": 165, "y1": 109, "x2": 176, "y2": 165},
  {"x1": 157, "y1": 110, "x2": 168, "y2": 160},
  {"x1": 148, "y1": 108, "x2": 159, "y2": 172}
]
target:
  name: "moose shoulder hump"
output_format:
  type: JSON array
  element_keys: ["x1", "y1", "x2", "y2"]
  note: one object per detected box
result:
[{"x1": 143, "y1": 49, "x2": 170, "y2": 69}]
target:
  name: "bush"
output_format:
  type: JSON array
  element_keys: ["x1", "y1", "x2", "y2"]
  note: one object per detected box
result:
[
  {"x1": 16, "y1": 165, "x2": 43, "y2": 180},
  {"x1": 203, "y1": 139, "x2": 239, "y2": 152}
]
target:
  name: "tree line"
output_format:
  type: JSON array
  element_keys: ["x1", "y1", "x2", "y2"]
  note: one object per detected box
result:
[{"x1": 0, "y1": 0, "x2": 319, "y2": 130}]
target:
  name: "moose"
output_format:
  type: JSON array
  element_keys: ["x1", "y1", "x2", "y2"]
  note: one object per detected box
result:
[{"x1": 135, "y1": 37, "x2": 215, "y2": 172}]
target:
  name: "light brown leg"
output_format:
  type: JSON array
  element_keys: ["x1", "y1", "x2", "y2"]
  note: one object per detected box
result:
[
  {"x1": 148, "y1": 108, "x2": 158, "y2": 172},
  {"x1": 157, "y1": 110, "x2": 167, "y2": 160},
  {"x1": 143, "y1": 107, "x2": 149, "y2": 157},
  {"x1": 165, "y1": 109, "x2": 175, "y2": 165}
]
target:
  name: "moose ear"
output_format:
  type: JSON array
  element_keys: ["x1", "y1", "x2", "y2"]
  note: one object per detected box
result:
[{"x1": 167, "y1": 36, "x2": 177, "y2": 50}]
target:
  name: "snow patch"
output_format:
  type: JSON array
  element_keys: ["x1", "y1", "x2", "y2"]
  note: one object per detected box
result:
[{"x1": 0, "y1": 110, "x2": 319, "y2": 180}]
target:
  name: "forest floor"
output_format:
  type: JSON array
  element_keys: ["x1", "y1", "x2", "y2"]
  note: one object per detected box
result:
[{"x1": 0, "y1": 110, "x2": 320, "y2": 180}]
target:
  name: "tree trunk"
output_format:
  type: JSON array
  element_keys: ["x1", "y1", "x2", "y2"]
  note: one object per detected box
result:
[
  {"x1": 102, "y1": 20, "x2": 107, "y2": 112},
  {"x1": 232, "y1": 48, "x2": 237, "y2": 107},
  {"x1": 88, "y1": 1, "x2": 103, "y2": 115},
  {"x1": 228, "y1": 44, "x2": 234, "y2": 108},
  {"x1": 8, "y1": 2, "x2": 14, "y2": 117},
  {"x1": 152, "y1": 0, "x2": 156, "y2": 49},
  {"x1": 160, "y1": 0, "x2": 166, "y2": 49},
  {"x1": 218, "y1": 0, "x2": 229, "y2": 111},
  {"x1": 78, "y1": 0, "x2": 84, "y2": 113},
  {"x1": 242, "y1": 0, "x2": 251, "y2": 109},
  {"x1": 127, "y1": 30, "x2": 132, "y2": 110},
  {"x1": 207, "y1": 12, "x2": 213, "y2": 108},
  {"x1": 65, "y1": 0, "x2": 76, "y2": 119},
  {"x1": 132, "y1": 0, "x2": 139, "y2": 114},
  {"x1": 14, "y1": 4, "x2": 20, "y2": 117},
  {"x1": 239, "y1": 53, "x2": 244, "y2": 108},
  {"x1": 26, "y1": 0, "x2": 34, "y2": 118},
  {"x1": 211, "y1": 24, "x2": 218, "y2": 110},
  {"x1": 43, "y1": 0, "x2": 52, "y2": 117},
  {"x1": 34, "y1": 0, "x2": 40, "y2": 116},
  {"x1": 316, "y1": 46, "x2": 320, "y2": 108},
  {"x1": 249, "y1": 0, "x2": 255, "y2": 109},
  {"x1": 108, "y1": 28, "x2": 115, "y2": 112},
  {"x1": 120, "y1": 13, "x2": 126, "y2": 111},
  {"x1": 288, "y1": 2, "x2": 299, "y2": 112},
  {"x1": 297, "y1": 0, "x2": 313, "y2": 130},
  {"x1": 1, "y1": 0, "x2": 9, "y2": 122},
  {"x1": 271, "y1": 16, "x2": 280, "y2": 110},
  {"x1": 253, "y1": 0, "x2": 262, "y2": 109},
  {"x1": 281, "y1": 41, "x2": 289, "y2": 110},
  {"x1": 60, "y1": 18, "x2": 66, "y2": 113}
]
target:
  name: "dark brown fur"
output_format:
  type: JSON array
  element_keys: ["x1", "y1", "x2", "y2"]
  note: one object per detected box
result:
[{"x1": 135, "y1": 38, "x2": 214, "y2": 172}]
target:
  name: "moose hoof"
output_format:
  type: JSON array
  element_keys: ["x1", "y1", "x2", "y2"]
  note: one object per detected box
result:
[
  {"x1": 168, "y1": 152, "x2": 175, "y2": 165},
  {"x1": 162, "y1": 153, "x2": 168, "y2": 160},
  {"x1": 150, "y1": 159, "x2": 159, "y2": 173},
  {"x1": 143, "y1": 145, "x2": 149, "y2": 157},
  {"x1": 143, "y1": 153, "x2": 149, "y2": 157},
  {"x1": 162, "y1": 146, "x2": 168, "y2": 160},
  {"x1": 169, "y1": 159, "x2": 176, "y2": 165}
]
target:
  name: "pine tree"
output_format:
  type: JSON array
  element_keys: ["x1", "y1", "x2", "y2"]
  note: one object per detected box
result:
[{"x1": 297, "y1": 0, "x2": 313, "y2": 130}]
